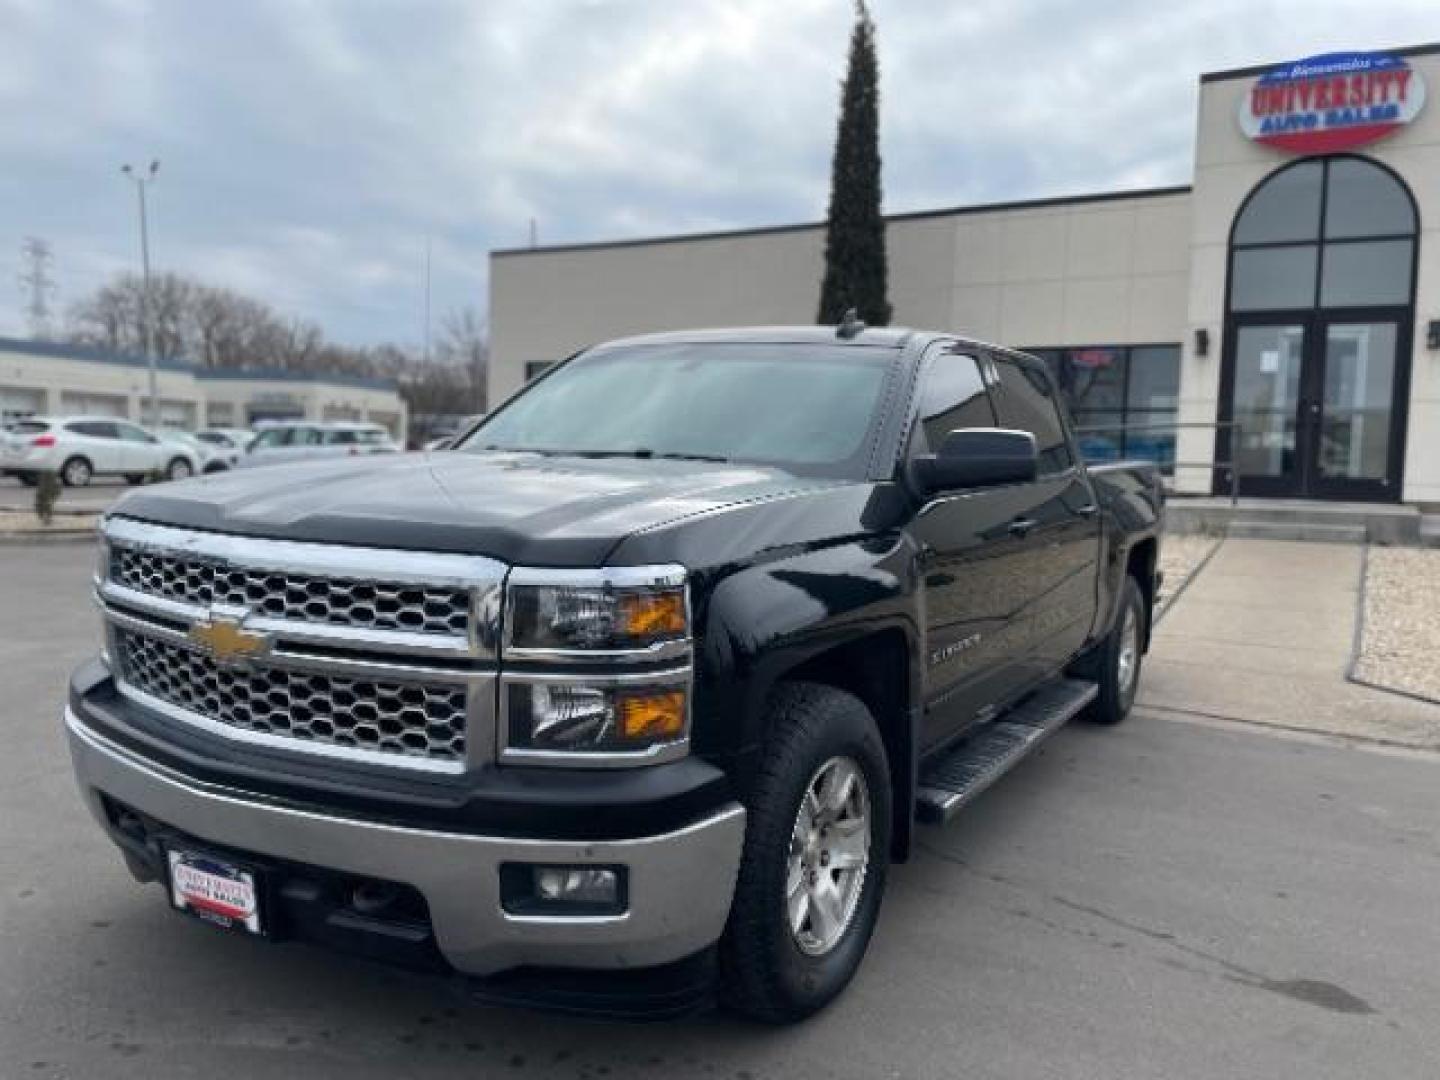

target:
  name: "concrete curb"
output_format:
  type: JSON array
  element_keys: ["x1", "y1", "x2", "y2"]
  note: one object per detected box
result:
[
  {"x1": 1153, "y1": 534, "x2": 1225, "y2": 627},
  {"x1": 1344, "y1": 542, "x2": 1440, "y2": 709}
]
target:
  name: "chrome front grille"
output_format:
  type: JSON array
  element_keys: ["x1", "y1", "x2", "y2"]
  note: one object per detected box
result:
[
  {"x1": 111, "y1": 546, "x2": 472, "y2": 636},
  {"x1": 96, "y1": 517, "x2": 504, "y2": 773},
  {"x1": 114, "y1": 629, "x2": 469, "y2": 763}
]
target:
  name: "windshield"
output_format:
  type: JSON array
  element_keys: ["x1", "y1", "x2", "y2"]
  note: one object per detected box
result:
[{"x1": 461, "y1": 342, "x2": 897, "y2": 477}]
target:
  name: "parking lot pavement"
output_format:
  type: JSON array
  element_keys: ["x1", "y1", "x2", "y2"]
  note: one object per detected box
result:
[
  {"x1": 0, "y1": 475, "x2": 129, "y2": 512},
  {"x1": 6, "y1": 541, "x2": 1440, "y2": 1079}
]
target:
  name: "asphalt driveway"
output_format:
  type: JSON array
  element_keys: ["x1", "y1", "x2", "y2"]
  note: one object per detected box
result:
[{"x1": 4, "y1": 542, "x2": 1440, "y2": 1079}]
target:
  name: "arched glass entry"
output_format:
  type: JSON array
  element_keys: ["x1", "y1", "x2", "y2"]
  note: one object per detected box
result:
[{"x1": 1219, "y1": 155, "x2": 1417, "y2": 501}]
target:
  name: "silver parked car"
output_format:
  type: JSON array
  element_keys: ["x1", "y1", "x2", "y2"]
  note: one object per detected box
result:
[
  {"x1": 239, "y1": 421, "x2": 398, "y2": 468},
  {"x1": 0, "y1": 416, "x2": 201, "y2": 486},
  {"x1": 194, "y1": 427, "x2": 256, "y2": 460}
]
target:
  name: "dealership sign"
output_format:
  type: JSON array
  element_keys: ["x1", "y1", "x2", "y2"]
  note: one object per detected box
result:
[{"x1": 1239, "y1": 51, "x2": 1426, "y2": 153}]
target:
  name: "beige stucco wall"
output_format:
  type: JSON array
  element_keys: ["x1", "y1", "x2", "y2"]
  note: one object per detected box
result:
[
  {"x1": 0, "y1": 344, "x2": 407, "y2": 443},
  {"x1": 0, "y1": 346, "x2": 201, "y2": 424},
  {"x1": 1180, "y1": 51, "x2": 1440, "y2": 502},
  {"x1": 489, "y1": 192, "x2": 1192, "y2": 407}
]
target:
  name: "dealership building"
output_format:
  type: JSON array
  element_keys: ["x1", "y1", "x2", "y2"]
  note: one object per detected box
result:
[
  {"x1": 0, "y1": 336, "x2": 408, "y2": 441},
  {"x1": 490, "y1": 43, "x2": 1439, "y2": 508}
]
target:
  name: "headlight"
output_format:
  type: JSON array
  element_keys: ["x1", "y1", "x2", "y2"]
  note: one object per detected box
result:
[
  {"x1": 504, "y1": 566, "x2": 689, "y2": 656},
  {"x1": 504, "y1": 678, "x2": 689, "y2": 758},
  {"x1": 500, "y1": 565, "x2": 693, "y2": 765}
]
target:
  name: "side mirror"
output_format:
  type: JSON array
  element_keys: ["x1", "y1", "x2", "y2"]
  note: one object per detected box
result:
[{"x1": 913, "y1": 428, "x2": 1037, "y2": 498}]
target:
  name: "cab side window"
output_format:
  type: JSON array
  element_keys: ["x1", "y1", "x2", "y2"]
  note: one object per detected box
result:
[
  {"x1": 910, "y1": 350, "x2": 997, "y2": 457},
  {"x1": 990, "y1": 355, "x2": 1074, "y2": 475}
]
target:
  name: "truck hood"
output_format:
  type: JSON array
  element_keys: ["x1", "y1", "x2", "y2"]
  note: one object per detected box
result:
[{"x1": 109, "y1": 451, "x2": 858, "y2": 566}]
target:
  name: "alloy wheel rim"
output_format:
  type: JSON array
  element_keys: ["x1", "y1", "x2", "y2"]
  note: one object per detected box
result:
[
  {"x1": 1117, "y1": 606, "x2": 1139, "y2": 695},
  {"x1": 66, "y1": 461, "x2": 89, "y2": 485},
  {"x1": 786, "y1": 755, "x2": 871, "y2": 957}
]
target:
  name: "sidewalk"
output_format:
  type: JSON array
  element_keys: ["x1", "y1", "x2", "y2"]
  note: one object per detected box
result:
[{"x1": 1139, "y1": 538, "x2": 1440, "y2": 749}]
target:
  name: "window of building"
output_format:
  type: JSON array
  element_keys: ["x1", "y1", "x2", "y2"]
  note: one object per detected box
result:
[
  {"x1": 990, "y1": 355, "x2": 1073, "y2": 476},
  {"x1": 1229, "y1": 157, "x2": 1416, "y2": 313},
  {"x1": 1024, "y1": 344, "x2": 1181, "y2": 466}
]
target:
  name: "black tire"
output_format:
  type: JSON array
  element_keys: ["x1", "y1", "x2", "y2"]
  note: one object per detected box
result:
[
  {"x1": 124, "y1": 473, "x2": 147, "y2": 485},
  {"x1": 719, "y1": 682, "x2": 891, "y2": 1023},
  {"x1": 16, "y1": 472, "x2": 39, "y2": 487},
  {"x1": 1080, "y1": 575, "x2": 1147, "y2": 725},
  {"x1": 60, "y1": 456, "x2": 92, "y2": 487},
  {"x1": 165, "y1": 457, "x2": 193, "y2": 481}
]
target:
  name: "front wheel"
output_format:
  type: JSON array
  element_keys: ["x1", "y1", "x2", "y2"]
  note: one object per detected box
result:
[
  {"x1": 1081, "y1": 575, "x2": 1147, "y2": 725},
  {"x1": 719, "y1": 682, "x2": 891, "y2": 1023},
  {"x1": 165, "y1": 457, "x2": 193, "y2": 481}
]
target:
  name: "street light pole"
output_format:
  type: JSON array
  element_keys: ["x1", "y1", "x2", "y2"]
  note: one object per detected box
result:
[{"x1": 122, "y1": 160, "x2": 160, "y2": 426}]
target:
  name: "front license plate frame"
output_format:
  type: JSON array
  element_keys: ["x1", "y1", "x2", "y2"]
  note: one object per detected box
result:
[{"x1": 166, "y1": 847, "x2": 265, "y2": 936}]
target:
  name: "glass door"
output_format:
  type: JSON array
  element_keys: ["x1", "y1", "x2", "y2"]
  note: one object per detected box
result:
[
  {"x1": 1226, "y1": 319, "x2": 1307, "y2": 497},
  {"x1": 1221, "y1": 312, "x2": 1410, "y2": 500},
  {"x1": 1306, "y1": 314, "x2": 1408, "y2": 501}
]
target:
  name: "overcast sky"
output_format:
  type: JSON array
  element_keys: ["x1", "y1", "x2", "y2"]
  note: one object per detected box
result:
[{"x1": 1, "y1": 0, "x2": 1435, "y2": 348}]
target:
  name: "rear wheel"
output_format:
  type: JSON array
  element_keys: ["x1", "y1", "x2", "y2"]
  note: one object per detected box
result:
[
  {"x1": 719, "y1": 682, "x2": 891, "y2": 1023},
  {"x1": 16, "y1": 472, "x2": 39, "y2": 487},
  {"x1": 60, "y1": 456, "x2": 92, "y2": 487},
  {"x1": 1081, "y1": 575, "x2": 1146, "y2": 725},
  {"x1": 165, "y1": 457, "x2": 193, "y2": 481}
]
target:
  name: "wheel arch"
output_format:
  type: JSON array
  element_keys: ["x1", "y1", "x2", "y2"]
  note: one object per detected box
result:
[
  {"x1": 767, "y1": 628, "x2": 919, "y2": 862},
  {"x1": 1124, "y1": 536, "x2": 1158, "y2": 650}
]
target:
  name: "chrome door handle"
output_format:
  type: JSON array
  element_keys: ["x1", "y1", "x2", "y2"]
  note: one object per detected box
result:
[
  {"x1": 1009, "y1": 518, "x2": 1037, "y2": 537},
  {"x1": 1076, "y1": 503, "x2": 1099, "y2": 518}
]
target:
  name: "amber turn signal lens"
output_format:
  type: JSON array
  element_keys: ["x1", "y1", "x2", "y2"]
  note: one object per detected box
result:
[
  {"x1": 618, "y1": 690, "x2": 687, "y2": 741},
  {"x1": 618, "y1": 591, "x2": 686, "y2": 639}
]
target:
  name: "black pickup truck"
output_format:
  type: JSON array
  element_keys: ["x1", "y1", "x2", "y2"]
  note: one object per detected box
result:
[{"x1": 66, "y1": 325, "x2": 1162, "y2": 1022}]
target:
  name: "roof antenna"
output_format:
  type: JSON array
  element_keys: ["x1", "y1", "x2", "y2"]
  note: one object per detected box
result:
[{"x1": 836, "y1": 307, "x2": 866, "y2": 340}]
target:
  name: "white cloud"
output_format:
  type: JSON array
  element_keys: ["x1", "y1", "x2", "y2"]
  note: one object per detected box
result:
[{"x1": 0, "y1": 0, "x2": 1435, "y2": 345}]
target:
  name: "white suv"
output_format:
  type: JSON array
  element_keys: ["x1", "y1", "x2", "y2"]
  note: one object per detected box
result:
[
  {"x1": 0, "y1": 417, "x2": 202, "y2": 487},
  {"x1": 239, "y1": 421, "x2": 398, "y2": 468}
]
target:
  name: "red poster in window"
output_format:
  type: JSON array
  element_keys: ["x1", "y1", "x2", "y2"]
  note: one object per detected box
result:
[{"x1": 1069, "y1": 349, "x2": 1115, "y2": 370}]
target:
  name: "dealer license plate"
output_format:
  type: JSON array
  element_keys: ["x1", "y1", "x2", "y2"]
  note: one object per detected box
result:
[{"x1": 167, "y1": 849, "x2": 263, "y2": 935}]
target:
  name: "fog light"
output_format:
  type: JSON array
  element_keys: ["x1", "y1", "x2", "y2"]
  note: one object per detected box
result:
[
  {"x1": 500, "y1": 863, "x2": 628, "y2": 916},
  {"x1": 534, "y1": 867, "x2": 619, "y2": 905}
]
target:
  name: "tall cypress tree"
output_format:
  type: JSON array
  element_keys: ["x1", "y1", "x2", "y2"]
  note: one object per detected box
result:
[{"x1": 817, "y1": 1, "x2": 891, "y2": 327}]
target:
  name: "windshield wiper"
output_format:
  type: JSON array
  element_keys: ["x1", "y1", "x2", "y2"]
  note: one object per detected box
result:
[{"x1": 564, "y1": 449, "x2": 734, "y2": 464}]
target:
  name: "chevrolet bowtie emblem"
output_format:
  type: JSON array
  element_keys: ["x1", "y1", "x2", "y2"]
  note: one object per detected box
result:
[{"x1": 189, "y1": 611, "x2": 269, "y2": 665}]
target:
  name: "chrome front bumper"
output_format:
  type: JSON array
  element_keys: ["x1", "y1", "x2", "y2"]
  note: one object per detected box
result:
[{"x1": 66, "y1": 707, "x2": 746, "y2": 976}]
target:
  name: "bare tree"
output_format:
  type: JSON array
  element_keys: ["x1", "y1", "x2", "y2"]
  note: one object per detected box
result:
[
  {"x1": 65, "y1": 270, "x2": 492, "y2": 428},
  {"x1": 436, "y1": 306, "x2": 489, "y2": 412}
]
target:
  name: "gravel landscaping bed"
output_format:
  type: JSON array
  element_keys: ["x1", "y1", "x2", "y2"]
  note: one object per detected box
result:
[
  {"x1": 1353, "y1": 546, "x2": 1440, "y2": 704},
  {"x1": 1157, "y1": 533, "x2": 1221, "y2": 613}
]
